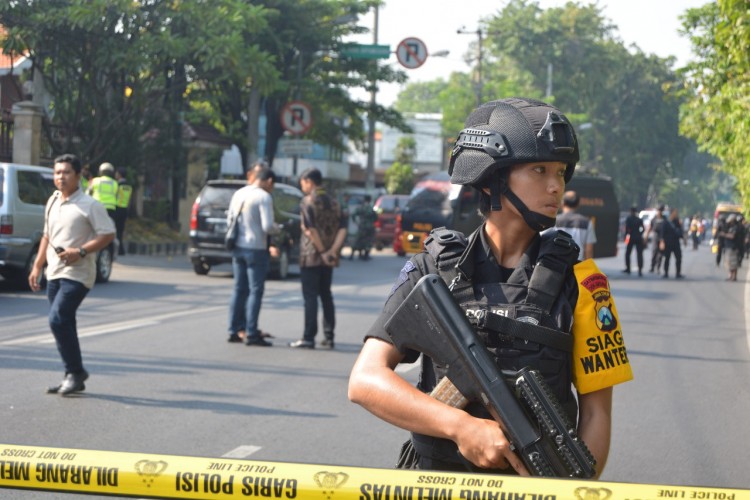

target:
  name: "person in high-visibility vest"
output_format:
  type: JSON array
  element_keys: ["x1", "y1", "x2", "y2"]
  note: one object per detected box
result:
[
  {"x1": 114, "y1": 168, "x2": 132, "y2": 255},
  {"x1": 87, "y1": 162, "x2": 118, "y2": 220}
]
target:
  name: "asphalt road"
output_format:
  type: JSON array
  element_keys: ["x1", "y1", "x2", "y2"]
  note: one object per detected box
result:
[{"x1": 1, "y1": 241, "x2": 748, "y2": 498}]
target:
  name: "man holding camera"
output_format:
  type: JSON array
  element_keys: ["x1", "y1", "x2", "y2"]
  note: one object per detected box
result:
[{"x1": 289, "y1": 168, "x2": 347, "y2": 349}]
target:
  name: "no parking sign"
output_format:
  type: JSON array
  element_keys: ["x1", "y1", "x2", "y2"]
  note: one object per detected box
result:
[
  {"x1": 396, "y1": 37, "x2": 428, "y2": 69},
  {"x1": 280, "y1": 101, "x2": 313, "y2": 135}
]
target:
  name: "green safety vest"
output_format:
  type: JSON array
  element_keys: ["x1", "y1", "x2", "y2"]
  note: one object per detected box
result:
[
  {"x1": 116, "y1": 183, "x2": 133, "y2": 209},
  {"x1": 90, "y1": 176, "x2": 118, "y2": 210}
]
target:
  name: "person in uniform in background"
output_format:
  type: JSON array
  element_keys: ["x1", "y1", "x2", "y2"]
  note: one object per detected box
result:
[
  {"x1": 545, "y1": 190, "x2": 597, "y2": 260},
  {"x1": 660, "y1": 207, "x2": 686, "y2": 279},
  {"x1": 349, "y1": 98, "x2": 632, "y2": 477},
  {"x1": 88, "y1": 162, "x2": 118, "y2": 220},
  {"x1": 289, "y1": 168, "x2": 347, "y2": 349},
  {"x1": 622, "y1": 205, "x2": 645, "y2": 276},
  {"x1": 350, "y1": 194, "x2": 377, "y2": 260},
  {"x1": 28, "y1": 154, "x2": 116, "y2": 395},
  {"x1": 114, "y1": 168, "x2": 132, "y2": 255},
  {"x1": 735, "y1": 214, "x2": 746, "y2": 267}
]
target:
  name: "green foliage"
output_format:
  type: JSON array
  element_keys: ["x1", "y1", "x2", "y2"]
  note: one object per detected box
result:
[
  {"x1": 486, "y1": 0, "x2": 692, "y2": 210},
  {"x1": 384, "y1": 161, "x2": 415, "y2": 195},
  {"x1": 393, "y1": 136, "x2": 416, "y2": 165},
  {"x1": 678, "y1": 0, "x2": 750, "y2": 215},
  {"x1": 384, "y1": 136, "x2": 416, "y2": 194}
]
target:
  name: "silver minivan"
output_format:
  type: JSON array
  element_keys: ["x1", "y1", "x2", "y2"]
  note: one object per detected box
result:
[
  {"x1": 0, "y1": 162, "x2": 114, "y2": 288},
  {"x1": 0, "y1": 163, "x2": 54, "y2": 287}
]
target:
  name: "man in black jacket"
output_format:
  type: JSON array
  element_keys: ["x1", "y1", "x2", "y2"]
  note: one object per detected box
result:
[
  {"x1": 623, "y1": 206, "x2": 645, "y2": 276},
  {"x1": 660, "y1": 208, "x2": 686, "y2": 279}
]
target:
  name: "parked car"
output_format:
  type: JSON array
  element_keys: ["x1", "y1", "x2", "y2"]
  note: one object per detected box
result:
[
  {"x1": 0, "y1": 162, "x2": 115, "y2": 289},
  {"x1": 188, "y1": 179, "x2": 302, "y2": 279},
  {"x1": 373, "y1": 194, "x2": 409, "y2": 250}
]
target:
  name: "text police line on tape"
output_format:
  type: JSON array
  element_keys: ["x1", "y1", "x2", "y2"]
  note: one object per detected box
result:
[{"x1": 1, "y1": 444, "x2": 747, "y2": 499}]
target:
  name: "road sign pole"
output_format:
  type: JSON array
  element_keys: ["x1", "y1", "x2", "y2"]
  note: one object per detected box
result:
[{"x1": 365, "y1": 5, "x2": 379, "y2": 192}]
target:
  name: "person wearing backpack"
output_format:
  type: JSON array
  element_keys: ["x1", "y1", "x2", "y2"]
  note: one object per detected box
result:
[{"x1": 348, "y1": 98, "x2": 633, "y2": 478}]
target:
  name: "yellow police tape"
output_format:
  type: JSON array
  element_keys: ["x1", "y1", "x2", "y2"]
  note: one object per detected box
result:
[{"x1": 0, "y1": 443, "x2": 747, "y2": 500}]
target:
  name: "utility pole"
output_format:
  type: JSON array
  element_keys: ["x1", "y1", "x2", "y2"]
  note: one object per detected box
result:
[
  {"x1": 292, "y1": 49, "x2": 303, "y2": 178},
  {"x1": 365, "y1": 5, "x2": 379, "y2": 192},
  {"x1": 457, "y1": 27, "x2": 485, "y2": 107}
]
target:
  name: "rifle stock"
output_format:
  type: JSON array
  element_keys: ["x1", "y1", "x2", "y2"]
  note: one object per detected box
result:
[{"x1": 384, "y1": 274, "x2": 596, "y2": 478}]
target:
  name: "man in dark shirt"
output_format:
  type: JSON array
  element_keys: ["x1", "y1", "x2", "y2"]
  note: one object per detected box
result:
[{"x1": 289, "y1": 168, "x2": 347, "y2": 349}]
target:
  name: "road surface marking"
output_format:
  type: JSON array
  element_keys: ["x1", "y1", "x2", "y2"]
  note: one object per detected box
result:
[
  {"x1": 0, "y1": 306, "x2": 225, "y2": 346},
  {"x1": 222, "y1": 445, "x2": 262, "y2": 458}
]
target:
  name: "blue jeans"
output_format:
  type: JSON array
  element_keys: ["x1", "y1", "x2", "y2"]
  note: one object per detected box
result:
[
  {"x1": 228, "y1": 248, "x2": 269, "y2": 340},
  {"x1": 300, "y1": 265, "x2": 335, "y2": 342},
  {"x1": 47, "y1": 278, "x2": 90, "y2": 374}
]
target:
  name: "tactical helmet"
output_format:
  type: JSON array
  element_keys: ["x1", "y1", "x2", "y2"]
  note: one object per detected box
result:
[
  {"x1": 99, "y1": 162, "x2": 115, "y2": 176},
  {"x1": 449, "y1": 97, "x2": 579, "y2": 187}
]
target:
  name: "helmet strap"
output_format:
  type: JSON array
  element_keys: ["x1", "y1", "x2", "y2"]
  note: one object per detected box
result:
[
  {"x1": 489, "y1": 170, "x2": 505, "y2": 211},
  {"x1": 503, "y1": 188, "x2": 558, "y2": 232}
]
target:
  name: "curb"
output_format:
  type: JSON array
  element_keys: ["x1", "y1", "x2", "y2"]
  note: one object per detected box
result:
[{"x1": 124, "y1": 241, "x2": 188, "y2": 256}]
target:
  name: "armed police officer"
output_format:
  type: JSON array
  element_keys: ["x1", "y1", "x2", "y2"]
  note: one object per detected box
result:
[{"x1": 349, "y1": 98, "x2": 633, "y2": 477}]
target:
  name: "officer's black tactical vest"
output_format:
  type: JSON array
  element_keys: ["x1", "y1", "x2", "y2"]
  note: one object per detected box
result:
[{"x1": 411, "y1": 225, "x2": 580, "y2": 465}]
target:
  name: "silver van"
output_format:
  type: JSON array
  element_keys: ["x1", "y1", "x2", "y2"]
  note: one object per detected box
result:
[
  {"x1": 0, "y1": 162, "x2": 114, "y2": 288},
  {"x1": 0, "y1": 163, "x2": 55, "y2": 287}
]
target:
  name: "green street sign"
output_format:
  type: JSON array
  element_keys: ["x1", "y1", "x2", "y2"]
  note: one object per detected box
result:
[{"x1": 341, "y1": 43, "x2": 391, "y2": 60}]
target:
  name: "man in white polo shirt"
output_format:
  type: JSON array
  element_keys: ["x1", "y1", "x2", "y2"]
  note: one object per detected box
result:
[{"x1": 29, "y1": 154, "x2": 116, "y2": 396}]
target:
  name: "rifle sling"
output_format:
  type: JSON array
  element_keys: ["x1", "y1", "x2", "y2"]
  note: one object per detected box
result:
[{"x1": 471, "y1": 312, "x2": 573, "y2": 352}]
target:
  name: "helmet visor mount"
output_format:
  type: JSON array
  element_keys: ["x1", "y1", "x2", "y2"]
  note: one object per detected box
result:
[{"x1": 537, "y1": 112, "x2": 576, "y2": 155}]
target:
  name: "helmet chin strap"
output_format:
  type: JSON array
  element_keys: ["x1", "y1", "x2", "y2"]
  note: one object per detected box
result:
[{"x1": 491, "y1": 175, "x2": 557, "y2": 231}]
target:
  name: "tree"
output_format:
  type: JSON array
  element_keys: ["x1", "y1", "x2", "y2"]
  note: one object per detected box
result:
[
  {"x1": 384, "y1": 136, "x2": 416, "y2": 194},
  {"x1": 0, "y1": 0, "x2": 412, "y2": 225},
  {"x1": 484, "y1": 0, "x2": 693, "y2": 209},
  {"x1": 192, "y1": 0, "x2": 411, "y2": 168},
  {"x1": 0, "y1": 0, "x2": 278, "y2": 223},
  {"x1": 394, "y1": 59, "x2": 536, "y2": 146},
  {"x1": 678, "y1": 0, "x2": 750, "y2": 214}
]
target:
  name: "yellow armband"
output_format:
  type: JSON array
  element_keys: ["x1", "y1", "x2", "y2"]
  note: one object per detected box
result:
[{"x1": 571, "y1": 260, "x2": 634, "y2": 394}]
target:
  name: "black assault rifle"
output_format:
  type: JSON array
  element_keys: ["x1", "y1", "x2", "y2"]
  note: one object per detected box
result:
[{"x1": 383, "y1": 274, "x2": 596, "y2": 478}]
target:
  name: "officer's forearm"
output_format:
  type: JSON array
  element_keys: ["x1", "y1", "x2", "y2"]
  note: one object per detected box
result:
[{"x1": 577, "y1": 387, "x2": 613, "y2": 479}]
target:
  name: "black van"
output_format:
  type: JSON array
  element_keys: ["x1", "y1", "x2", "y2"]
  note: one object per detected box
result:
[{"x1": 396, "y1": 173, "x2": 619, "y2": 258}]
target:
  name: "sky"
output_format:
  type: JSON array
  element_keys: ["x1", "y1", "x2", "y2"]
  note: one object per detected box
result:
[{"x1": 347, "y1": 0, "x2": 709, "y2": 106}]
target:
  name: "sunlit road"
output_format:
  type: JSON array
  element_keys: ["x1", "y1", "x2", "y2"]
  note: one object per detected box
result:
[{"x1": 1, "y1": 242, "x2": 748, "y2": 498}]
